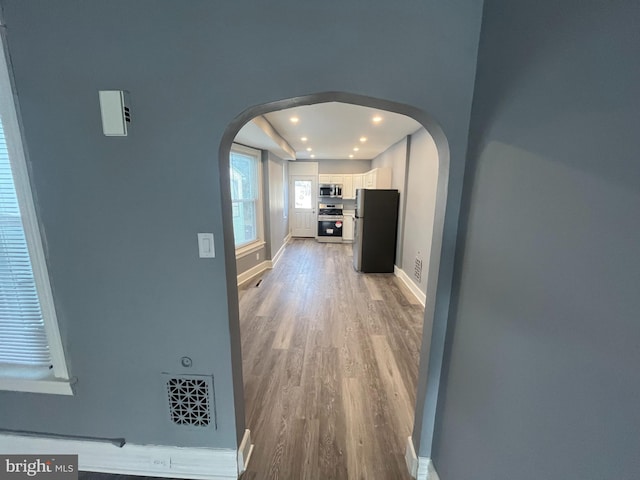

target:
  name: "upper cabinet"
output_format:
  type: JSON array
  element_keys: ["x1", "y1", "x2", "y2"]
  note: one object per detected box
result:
[
  {"x1": 319, "y1": 168, "x2": 391, "y2": 199},
  {"x1": 364, "y1": 168, "x2": 392, "y2": 189},
  {"x1": 343, "y1": 175, "x2": 354, "y2": 199},
  {"x1": 353, "y1": 174, "x2": 364, "y2": 194},
  {"x1": 319, "y1": 174, "x2": 344, "y2": 184}
]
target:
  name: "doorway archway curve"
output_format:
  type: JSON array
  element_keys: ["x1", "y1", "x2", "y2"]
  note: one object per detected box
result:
[{"x1": 218, "y1": 91, "x2": 450, "y2": 455}]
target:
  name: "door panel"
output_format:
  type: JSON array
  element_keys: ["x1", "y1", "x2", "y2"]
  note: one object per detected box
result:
[{"x1": 290, "y1": 175, "x2": 317, "y2": 237}]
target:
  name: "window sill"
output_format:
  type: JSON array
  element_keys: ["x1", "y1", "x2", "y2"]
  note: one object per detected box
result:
[
  {"x1": 0, "y1": 376, "x2": 74, "y2": 395},
  {"x1": 235, "y1": 240, "x2": 265, "y2": 259}
]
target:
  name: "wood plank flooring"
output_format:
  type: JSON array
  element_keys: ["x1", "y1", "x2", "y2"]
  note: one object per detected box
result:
[{"x1": 239, "y1": 239, "x2": 425, "y2": 480}]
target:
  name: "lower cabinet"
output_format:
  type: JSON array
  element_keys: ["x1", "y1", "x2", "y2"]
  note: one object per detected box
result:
[{"x1": 342, "y1": 211, "x2": 355, "y2": 242}]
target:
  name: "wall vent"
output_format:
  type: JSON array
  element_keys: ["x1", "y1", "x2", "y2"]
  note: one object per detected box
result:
[
  {"x1": 164, "y1": 374, "x2": 216, "y2": 429},
  {"x1": 414, "y1": 256, "x2": 423, "y2": 283}
]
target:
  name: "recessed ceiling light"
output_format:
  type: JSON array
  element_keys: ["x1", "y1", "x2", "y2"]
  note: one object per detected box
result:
[
  {"x1": 301, "y1": 136, "x2": 308, "y2": 142},
  {"x1": 353, "y1": 147, "x2": 359, "y2": 152},
  {"x1": 310, "y1": 154, "x2": 315, "y2": 158},
  {"x1": 349, "y1": 154, "x2": 354, "y2": 158},
  {"x1": 360, "y1": 137, "x2": 367, "y2": 142},
  {"x1": 372, "y1": 115, "x2": 383, "y2": 123},
  {"x1": 306, "y1": 147, "x2": 312, "y2": 152},
  {"x1": 290, "y1": 116, "x2": 299, "y2": 124}
]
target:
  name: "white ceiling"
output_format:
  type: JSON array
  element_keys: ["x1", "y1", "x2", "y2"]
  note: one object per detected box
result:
[{"x1": 234, "y1": 102, "x2": 422, "y2": 161}]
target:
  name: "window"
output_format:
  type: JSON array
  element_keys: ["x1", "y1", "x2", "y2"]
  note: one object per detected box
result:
[
  {"x1": 0, "y1": 36, "x2": 71, "y2": 394},
  {"x1": 230, "y1": 144, "x2": 263, "y2": 250},
  {"x1": 294, "y1": 179, "x2": 313, "y2": 209}
]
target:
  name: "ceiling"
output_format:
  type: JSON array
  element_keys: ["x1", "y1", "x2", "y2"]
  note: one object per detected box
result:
[{"x1": 234, "y1": 102, "x2": 422, "y2": 161}]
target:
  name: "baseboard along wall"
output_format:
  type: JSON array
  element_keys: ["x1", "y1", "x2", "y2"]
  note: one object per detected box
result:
[
  {"x1": 0, "y1": 433, "x2": 244, "y2": 480},
  {"x1": 405, "y1": 436, "x2": 440, "y2": 480},
  {"x1": 236, "y1": 236, "x2": 290, "y2": 286},
  {"x1": 394, "y1": 266, "x2": 427, "y2": 307}
]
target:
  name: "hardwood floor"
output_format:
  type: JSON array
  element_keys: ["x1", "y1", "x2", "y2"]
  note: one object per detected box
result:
[{"x1": 239, "y1": 239, "x2": 425, "y2": 480}]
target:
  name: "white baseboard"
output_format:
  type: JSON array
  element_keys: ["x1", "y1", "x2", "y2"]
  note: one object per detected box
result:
[
  {"x1": 237, "y1": 235, "x2": 290, "y2": 285},
  {"x1": 237, "y1": 260, "x2": 271, "y2": 286},
  {"x1": 394, "y1": 266, "x2": 427, "y2": 307},
  {"x1": 237, "y1": 429, "x2": 254, "y2": 474},
  {"x1": 404, "y1": 437, "x2": 440, "y2": 480},
  {"x1": 0, "y1": 433, "x2": 238, "y2": 479},
  {"x1": 271, "y1": 240, "x2": 288, "y2": 268},
  {"x1": 417, "y1": 457, "x2": 440, "y2": 480}
]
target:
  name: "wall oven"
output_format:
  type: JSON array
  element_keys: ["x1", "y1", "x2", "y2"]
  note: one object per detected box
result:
[
  {"x1": 319, "y1": 183, "x2": 343, "y2": 198},
  {"x1": 317, "y1": 203, "x2": 343, "y2": 243}
]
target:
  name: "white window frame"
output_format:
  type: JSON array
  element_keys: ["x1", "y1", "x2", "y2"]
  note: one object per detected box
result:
[
  {"x1": 0, "y1": 37, "x2": 72, "y2": 395},
  {"x1": 230, "y1": 144, "x2": 265, "y2": 257}
]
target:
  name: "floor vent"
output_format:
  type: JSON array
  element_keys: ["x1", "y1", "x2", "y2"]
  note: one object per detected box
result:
[{"x1": 164, "y1": 374, "x2": 216, "y2": 428}]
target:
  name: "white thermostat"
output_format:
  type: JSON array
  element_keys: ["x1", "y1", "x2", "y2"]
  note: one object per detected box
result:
[{"x1": 99, "y1": 90, "x2": 131, "y2": 136}]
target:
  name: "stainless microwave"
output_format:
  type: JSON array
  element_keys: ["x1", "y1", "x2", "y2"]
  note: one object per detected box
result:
[{"x1": 319, "y1": 183, "x2": 342, "y2": 198}]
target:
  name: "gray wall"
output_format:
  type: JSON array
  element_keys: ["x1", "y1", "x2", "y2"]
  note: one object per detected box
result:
[
  {"x1": 402, "y1": 129, "x2": 439, "y2": 295},
  {"x1": 235, "y1": 245, "x2": 266, "y2": 279},
  {"x1": 372, "y1": 137, "x2": 408, "y2": 265},
  {"x1": 266, "y1": 152, "x2": 288, "y2": 259},
  {"x1": 316, "y1": 159, "x2": 372, "y2": 174},
  {"x1": 371, "y1": 130, "x2": 439, "y2": 297},
  {"x1": 0, "y1": 0, "x2": 483, "y2": 451},
  {"x1": 432, "y1": 0, "x2": 640, "y2": 478}
]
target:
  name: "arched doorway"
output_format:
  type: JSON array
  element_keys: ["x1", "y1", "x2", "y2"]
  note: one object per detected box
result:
[{"x1": 218, "y1": 91, "x2": 450, "y2": 476}]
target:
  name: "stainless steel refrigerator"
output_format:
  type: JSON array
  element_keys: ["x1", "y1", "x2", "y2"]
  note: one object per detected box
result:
[{"x1": 353, "y1": 189, "x2": 400, "y2": 273}]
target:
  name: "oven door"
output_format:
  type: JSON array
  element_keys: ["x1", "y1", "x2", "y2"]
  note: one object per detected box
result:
[{"x1": 317, "y1": 216, "x2": 343, "y2": 238}]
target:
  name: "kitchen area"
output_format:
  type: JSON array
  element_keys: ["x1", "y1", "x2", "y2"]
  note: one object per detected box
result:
[
  {"x1": 234, "y1": 101, "x2": 438, "y2": 302},
  {"x1": 315, "y1": 168, "x2": 400, "y2": 273},
  {"x1": 316, "y1": 167, "x2": 392, "y2": 243}
]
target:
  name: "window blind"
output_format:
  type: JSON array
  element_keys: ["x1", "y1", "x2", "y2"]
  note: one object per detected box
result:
[{"x1": 0, "y1": 119, "x2": 51, "y2": 377}]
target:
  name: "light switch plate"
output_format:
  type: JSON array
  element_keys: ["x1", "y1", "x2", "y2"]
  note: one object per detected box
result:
[{"x1": 197, "y1": 233, "x2": 215, "y2": 258}]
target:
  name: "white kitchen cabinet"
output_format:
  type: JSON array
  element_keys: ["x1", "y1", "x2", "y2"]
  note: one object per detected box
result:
[
  {"x1": 319, "y1": 174, "x2": 345, "y2": 184},
  {"x1": 342, "y1": 175, "x2": 355, "y2": 199},
  {"x1": 373, "y1": 167, "x2": 392, "y2": 188},
  {"x1": 319, "y1": 169, "x2": 389, "y2": 196},
  {"x1": 342, "y1": 211, "x2": 355, "y2": 242},
  {"x1": 364, "y1": 168, "x2": 392, "y2": 189},
  {"x1": 353, "y1": 174, "x2": 364, "y2": 194},
  {"x1": 364, "y1": 171, "x2": 375, "y2": 188}
]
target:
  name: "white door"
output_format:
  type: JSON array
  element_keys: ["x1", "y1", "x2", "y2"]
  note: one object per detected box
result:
[{"x1": 290, "y1": 175, "x2": 317, "y2": 237}]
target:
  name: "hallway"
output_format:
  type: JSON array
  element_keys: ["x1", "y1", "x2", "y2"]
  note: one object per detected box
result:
[{"x1": 238, "y1": 239, "x2": 425, "y2": 479}]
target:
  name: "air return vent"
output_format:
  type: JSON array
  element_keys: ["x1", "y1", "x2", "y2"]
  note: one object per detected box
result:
[{"x1": 164, "y1": 374, "x2": 216, "y2": 429}]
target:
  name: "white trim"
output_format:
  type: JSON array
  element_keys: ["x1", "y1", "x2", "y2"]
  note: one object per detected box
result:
[
  {"x1": 0, "y1": 433, "x2": 238, "y2": 480},
  {"x1": 416, "y1": 457, "x2": 440, "y2": 480},
  {"x1": 271, "y1": 239, "x2": 288, "y2": 268},
  {"x1": 235, "y1": 240, "x2": 265, "y2": 259},
  {"x1": 237, "y1": 234, "x2": 290, "y2": 285},
  {"x1": 237, "y1": 260, "x2": 271, "y2": 286},
  {"x1": 0, "y1": 377, "x2": 73, "y2": 395},
  {"x1": 405, "y1": 436, "x2": 418, "y2": 478},
  {"x1": 0, "y1": 29, "x2": 71, "y2": 391},
  {"x1": 394, "y1": 266, "x2": 427, "y2": 307},
  {"x1": 237, "y1": 429, "x2": 254, "y2": 475}
]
